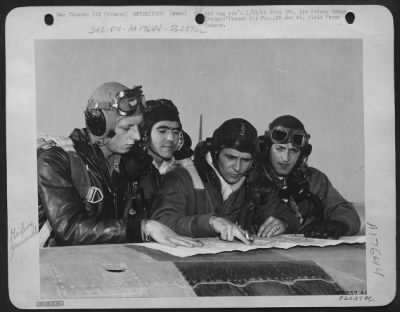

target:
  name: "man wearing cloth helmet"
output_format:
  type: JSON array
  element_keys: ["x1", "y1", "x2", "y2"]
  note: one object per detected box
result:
[
  {"x1": 251, "y1": 115, "x2": 361, "y2": 239},
  {"x1": 123, "y1": 99, "x2": 194, "y2": 211},
  {"x1": 151, "y1": 118, "x2": 261, "y2": 243},
  {"x1": 37, "y1": 82, "x2": 201, "y2": 248}
]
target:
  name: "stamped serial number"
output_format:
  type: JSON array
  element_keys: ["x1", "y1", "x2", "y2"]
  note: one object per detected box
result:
[
  {"x1": 36, "y1": 300, "x2": 64, "y2": 307},
  {"x1": 339, "y1": 294, "x2": 374, "y2": 302},
  {"x1": 343, "y1": 290, "x2": 367, "y2": 295}
]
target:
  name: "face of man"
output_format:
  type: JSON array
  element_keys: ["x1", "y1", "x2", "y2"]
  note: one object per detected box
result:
[
  {"x1": 216, "y1": 148, "x2": 253, "y2": 185},
  {"x1": 149, "y1": 121, "x2": 181, "y2": 161},
  {"x1": 269, "y1": 143, "x2": 301, "y2": 176},
  {"x1": 105, "y1": 115, "x2": 142, "y2": 154}
]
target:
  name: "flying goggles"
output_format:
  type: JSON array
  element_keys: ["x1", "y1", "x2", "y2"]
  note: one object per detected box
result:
[
  {"x1": 268, "y1": 126, "x2": 310, "y2": 148},
  {"x1": 110, "y1": 86, "x2": 146, "y2": 116},
  {"x1": 90, "y1": 85, "x2": 146, "y2": 116}
]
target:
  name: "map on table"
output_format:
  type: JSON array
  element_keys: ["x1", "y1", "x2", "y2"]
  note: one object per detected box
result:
[{"x1": 137, "y1": 234, "x2": 366, "y2": 257}]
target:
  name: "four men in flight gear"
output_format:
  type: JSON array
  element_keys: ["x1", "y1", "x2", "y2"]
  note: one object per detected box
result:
[
  {"x1": 37, "y1": 82, "x2": 202, "y2": 248},
  {"x1": 249, "y1": 115, "x2": 361, "y2": 239},
  {"x1": 38, "y1": 81, "x2": 361, "y2": 247}
]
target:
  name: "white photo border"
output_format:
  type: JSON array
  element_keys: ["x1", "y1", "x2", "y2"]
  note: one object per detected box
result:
[{"x1": 6, "y1": 5, "x2": 396, "y2": 309}]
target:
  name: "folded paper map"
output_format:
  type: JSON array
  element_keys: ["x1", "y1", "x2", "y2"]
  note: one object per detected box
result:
[{"x1": 138, "y1": 234, "x2": 366, "y2": 258}]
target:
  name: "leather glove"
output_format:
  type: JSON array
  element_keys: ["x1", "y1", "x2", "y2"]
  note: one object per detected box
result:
[{"x1": 303, "y1": 220, "x2": 349, "y2": 239}]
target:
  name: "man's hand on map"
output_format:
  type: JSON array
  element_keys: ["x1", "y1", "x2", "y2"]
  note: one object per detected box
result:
[
  {"x1": 257, "y1": 216, "x2": 287, "y2": 238},
  {"x1": 143, "y1": 220, "x2": 204, "y2": 247},
  {"x1": 209, "y1": 216, "x2": 252, "y2": 245},
  {"x1": 303, "y1": 220, "x2": 349, "y2": 239}
]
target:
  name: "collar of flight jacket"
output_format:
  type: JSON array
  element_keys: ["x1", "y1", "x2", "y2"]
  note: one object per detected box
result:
[
  {"x1": 152, "y1": 156, "x2": 176, "y2": 175},
  {"x1": 206, "y1": 152, "x2": 245, "y2": 201}
]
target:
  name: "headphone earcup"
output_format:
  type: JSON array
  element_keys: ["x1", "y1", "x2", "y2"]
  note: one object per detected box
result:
[
  {"x1": 304, "y1": 144, "x2": 312, "y2": 157},
  {"x1": 258, "y1": 135, "x2": 267, "y2": 153},
  {"x1": 176, "y1": 131, "x2": 184, "y2": 151},
  {"x1": 138, "y1": 126, "x2": 149, "y2": 149},
  {"x1": 204, "y1": 137, "x2": 219, "y2": 161},
  {"x1": 204, "y1": 137, "x2": 213, "y2": 150},
  {"x1": 85, "y1": 109, "x2": 106, "y2": 137},
  {"x1": 257, "y1": 134, "x2": 271, "y2": 162}
]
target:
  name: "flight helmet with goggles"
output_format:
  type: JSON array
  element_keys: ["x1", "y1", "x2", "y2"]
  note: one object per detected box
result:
[
  {"x1": 269, "y1": 126, "x2": 310, "y2": 148},
  {"x1": 85, "y1": 82, "x2": 146, "y2": 140},
  {"x1": 265, "y1": 115, "x2": 311, "y2": 156}
]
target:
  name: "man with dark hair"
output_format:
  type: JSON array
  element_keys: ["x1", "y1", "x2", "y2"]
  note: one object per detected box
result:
[
  {"x1": 251, "y1": 115, "x2": 361, "y2": 239},
  {"x1": 37, "y1": 82, "x2": 202, "y2": 248},
  {"x1": 150, "y1": 118, "x2": 297, "y2": 243},
  {"x1": 123, "y1": 99, "x2": 194, "y2": 212}
]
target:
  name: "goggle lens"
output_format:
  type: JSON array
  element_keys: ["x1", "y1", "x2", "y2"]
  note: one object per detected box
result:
[
  {"x1": 292, "y1": 133, "x2": 305, "y2": 146},
  {"x1": 118, "y1": 97, "x2": 139, "y2": 113},
  {"x1": 113, "y1": 87, "x2": 146, "y2": 116},
  {"x1": 271, "y1": 129, "x2": 289, "y2": 142}
]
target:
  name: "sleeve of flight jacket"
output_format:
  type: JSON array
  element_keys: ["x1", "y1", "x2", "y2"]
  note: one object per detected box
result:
[
  {"x1": 38, "y1": 147, "x2": 143, "y2": 245},
  {"x1": 255, "y1": 192, "x2": 301, "y2": 234},
  {"x1": 308, "y1": 167, "x2": 361, "y2": 235},
  {"x1": 247, "y1": 168, "x2": 300, "y2": 234},
  {"x1": 150, "y1": 167, "x2": 217, "y2": 238}
]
